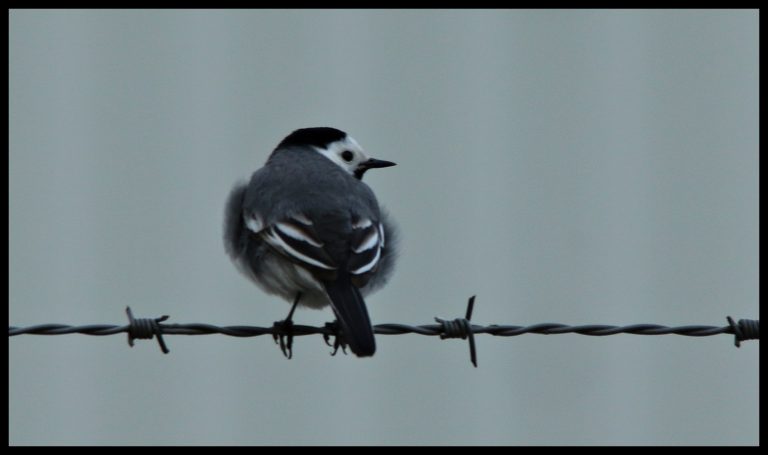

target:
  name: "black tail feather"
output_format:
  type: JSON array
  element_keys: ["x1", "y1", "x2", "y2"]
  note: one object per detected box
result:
[{"x1": 324, "y1": 278, "x2": 376, "y2": 357}]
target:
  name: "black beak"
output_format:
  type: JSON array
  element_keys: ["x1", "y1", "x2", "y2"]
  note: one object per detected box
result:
[{"x1": 354, "y1": 158, "x2": 397, "y2": 179}]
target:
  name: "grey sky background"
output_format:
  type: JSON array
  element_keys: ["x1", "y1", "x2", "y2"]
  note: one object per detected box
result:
[{"x1": 9, "y1": 10, "x2": 758, "y2": 445}]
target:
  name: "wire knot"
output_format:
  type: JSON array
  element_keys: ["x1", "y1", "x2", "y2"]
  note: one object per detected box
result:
[
  {"x1": 726, "y1": 316, "x2": 759, "y2": 348},
  {"x1": 126, "y1": 307, "x2": 170, "y2": 354},
  {"x1": 437, "y1": 317, "x2": 472, "y2": 339},
  {"x1": 434, "y1": 296, "x2": 478, "y2": 367}
]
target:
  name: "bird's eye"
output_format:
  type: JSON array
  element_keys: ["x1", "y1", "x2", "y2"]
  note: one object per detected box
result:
[{"x1": 341, "y1": 150, "x2": 354, "y2": 162}]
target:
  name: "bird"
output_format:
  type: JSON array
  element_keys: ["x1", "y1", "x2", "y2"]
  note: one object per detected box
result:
[{"x1": 223, "y1": 127, "x2": 398, "y2": 357}]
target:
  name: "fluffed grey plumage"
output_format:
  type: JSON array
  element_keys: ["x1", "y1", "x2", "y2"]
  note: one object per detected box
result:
[{"x1": 224, "y1": 127, "x2": 398, "y2": 357}]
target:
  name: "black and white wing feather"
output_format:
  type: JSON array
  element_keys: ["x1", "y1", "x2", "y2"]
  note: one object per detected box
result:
[
  {"x1": 245, "y1": 212, "x2": 339, "y2": 280},
  {"x1": 348, "y1": 217, "x2": 386, "y2": 287},
  {"x1": 243, "y1": 210, "x2": 386, "y2": 286}
]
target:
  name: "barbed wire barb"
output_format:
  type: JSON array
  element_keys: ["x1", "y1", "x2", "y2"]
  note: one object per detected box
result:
[
  {"x1": 125, "y1": 306, "x2": 170, "y2": 354},
  {"x1": 9, "y1": 296, "x2": 759, "y2": 366},
  {"x1": 435, "y1": 295, "x2": 478, "y2": 367}
]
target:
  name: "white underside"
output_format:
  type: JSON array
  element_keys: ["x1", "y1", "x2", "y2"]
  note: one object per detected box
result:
[{"x1": 236, "y1": 253, "x2": 330, "y2": 309}]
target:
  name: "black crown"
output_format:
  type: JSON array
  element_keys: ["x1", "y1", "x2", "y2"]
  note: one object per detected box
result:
[{"x1": 276, "y1": 127, "x2": 347, "y2": 150}]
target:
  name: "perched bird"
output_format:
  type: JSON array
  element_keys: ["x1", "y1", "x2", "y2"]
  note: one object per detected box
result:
[{"x1": 224, "y1": 127, "x2": 398, "y2": 357}]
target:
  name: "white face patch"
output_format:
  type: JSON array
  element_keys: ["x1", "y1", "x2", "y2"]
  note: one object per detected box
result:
[{"x1": 314, "y1": 136, "x2": 369, "y2": 175}]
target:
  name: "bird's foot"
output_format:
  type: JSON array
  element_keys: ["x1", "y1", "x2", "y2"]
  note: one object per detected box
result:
[
  {"x1": 272, "y1": 318, "x2": 295, "y2": 359},
  {"x1": 323, "y1": 320, "x2": 349, "y2": 356},
  {"x1": 273, "y1": 293, "x2": 301, "y2": 359}
]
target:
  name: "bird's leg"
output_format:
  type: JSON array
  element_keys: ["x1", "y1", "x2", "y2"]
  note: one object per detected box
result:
[
  {"x1": 322, "y1": 312, "x2": 349, "y2": 356},
  {"x1": 273, "y1": 293, "x2": 301, "y2": 359}
]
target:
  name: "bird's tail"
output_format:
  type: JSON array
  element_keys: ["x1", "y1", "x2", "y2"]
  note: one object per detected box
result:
[{"x1": 324, "y1": 278, "x2": 376, "y2": 357}]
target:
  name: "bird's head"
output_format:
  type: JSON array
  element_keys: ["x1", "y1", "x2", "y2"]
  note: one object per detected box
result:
[{"x1": 274, "y1": 127, "x2": 396, "y2": 179}]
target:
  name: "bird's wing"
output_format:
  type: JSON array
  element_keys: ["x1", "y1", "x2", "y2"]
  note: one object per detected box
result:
[
  {"x1": 244, "y1": 212, "x2": 338, "y2": 275},
  {"x1": 348, "y1": 217, "x2": 386, "y2": 287},
  {"x1": 243, "y1": 211, "x2": 385, "y2": 285}
]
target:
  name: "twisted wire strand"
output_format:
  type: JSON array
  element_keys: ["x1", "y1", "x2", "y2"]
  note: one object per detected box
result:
[
  {"x1": 7, "y1": 322, "x2": 738, "y2": 337},
  {"x1": 9, "y1": 298, "x2": 758, "y2": 366}
]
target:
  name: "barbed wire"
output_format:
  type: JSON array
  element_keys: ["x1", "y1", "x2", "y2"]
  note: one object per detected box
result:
[{"x1": 8, "y1": 297, "x2": 759, "y2": 367}]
